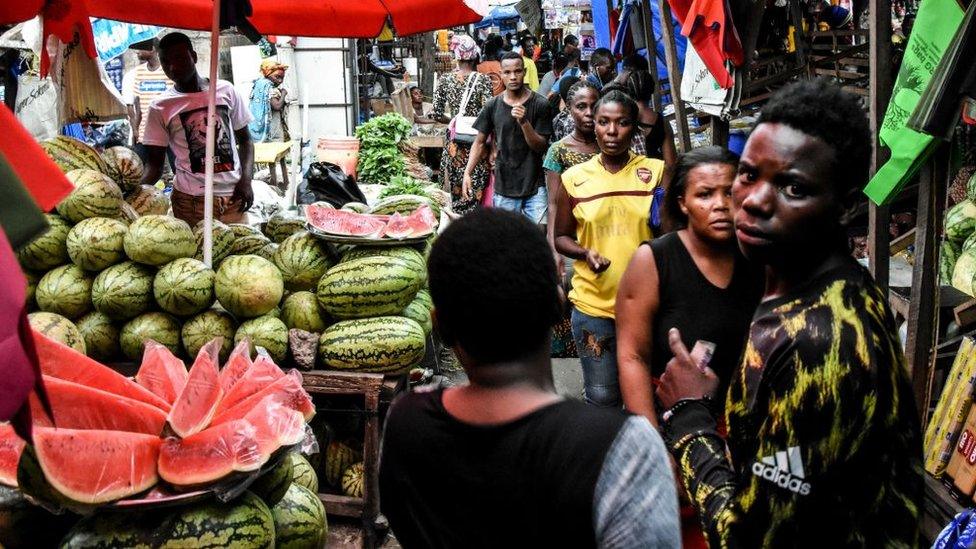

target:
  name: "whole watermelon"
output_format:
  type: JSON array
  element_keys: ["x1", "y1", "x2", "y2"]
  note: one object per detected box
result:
[
  {"x1": 341, "y1": 462, "x2": 365, "y2": 498},
  {"x1": 120, "y1": 312, "x2": 181, "y2": 359},
  {"x1": 265, "y1": 209, "x2": 306, "y2": 243},
  {"x1": 235, "y1": 315, "x2": 289, "y2": 363},
  {"x1": 28, "y1": 312, "x2": 85, "y2": 353},
  {"x1": 126, "y1": 185, "x2": 170, "y2": 216},
  {"x1": 274, "y1": 232, "x2": 334, "y2": 291},
  {"x1": 317, "y1": 256, "x2": 425, "y2": 320},
  {"x1": 341, "y1": 245, "x2": 427, "y2": 278},
  {"x1": 231, "y1": 234, "x2": 272, "y2": 256},
  {"x1": 75, "y1": 311, "x2": 121, "y2": 362},
  {"x1": 60, "y1": 491, "x2": 274, "y2": 549},
  {"x1": 281, "y1": 291, "x2": 330, "y2": 333},
  {"x1": 17, "y1": 214, "x2": 71, "y2": 271},
  {"x1": 24, "y1": 270, "x2": 41, "y2": 311},
  {"x1": 124, "y1": 215, "x2": 196, "y2": 266},
  {"x1": 66, "y1": 217, "x2": 128, "y2": 271},
  {"x1": 35, "y1": 264, "x2": 94, "y2": 320},
  {"x1": 340, "y1": 202, "x2": 369, "y2": 214},
  {"x1": 229, "y1": 223, "x2": 264, "y2": 239},
  {"x1": 324, "y1": 441, "x2": 359, "y2": 487},
  {"x1": 968, "y1": 172, "x2": 976, "y2": 203},
  {"x1": 57, "y1": 169, "x2": 124, "y2": 223},
  {"x1": 258, "y1": 242, "x2": 278, "y2": 263},
  {"x1": 289, "y1": 453, "x2": 319, "y2": 494},
  {"x1": 154, "y1": 258, "x2": 215, "y2": 317},
  {"x1": 399, "y1": 298, "x2": 433, "y2": 335},
  {"x1": 91, "y1": 261, "x2": 155, "y2": 320},
  {"x1": 414, "y1": 288, "x2": 432, "y2": 311},
  {"x1": 181, "y1": 309, "x2": 236, "y2": 362},
  {"x1": 100, "y1": 146, "x2": 143, "y2": 192},
  {"x1": 271, "y1": 484, "x2": 327, "y2": 549},
  {"x1": 0, "y1": 485, "x2": 78, "y2": 549},
  {"x1": 250, "y1": 455, "x2": 294, "y2": 507},
  {"x1": 319, "y1": 316, "x2": 426, "y2": 373},
  {"x1": 215, "y1": 255, "x2": 284, "y2": 319},
  {"x1": 946, "y1": 200, "x2": 976, "y2": 243},
  {"x1": 193, "y1": 220, "x2": 236, "y2": 265},
  {"x1": 41, "y1": 136, "x2": 108, "y2": 174}
]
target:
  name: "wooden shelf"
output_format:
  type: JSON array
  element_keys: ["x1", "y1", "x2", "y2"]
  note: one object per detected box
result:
[{"x1": 924, "y1": 474, "x2": 965, "y2": 542}]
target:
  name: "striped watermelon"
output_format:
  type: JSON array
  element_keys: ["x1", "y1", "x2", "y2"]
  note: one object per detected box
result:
[
  {"x1": 40, "y1": 136, "x2": 108, "y2": 174},
  {"x1": 124, "y1": 215, "x2": 196, "y2": 266},
  {"x1": 341, "y1": 245, "x2": 427, "y2": 283},
  {"x1": 229, "y1": 223, "x2": 264, "y2": 239},
  {"x1": 399, "y1": 297, "x2": 433, "y2": 335},
  {"x1": 91, "y1": 261, "x2": 155, "y2": 320},
  {"x1": 100, "y1": 146, "x2": 143, "y2": 191},
  {"x1": 24, "y1": 270, "x2": 41, "y2": 311},
  {"x1": 370, "y1": 194, "x2": 441, "y2": 223},
  {"x1": 258, "y1": 242, "x2": 278, "y2": 263},
  {"x1": 271, "y1": 483, "x2": 328, "y2": 549},
  {"x1": 153, "y1": 258, "x2": 215, "y2": 317},
  {"x1": 75, "y1": 311, "x2": 120, "y2": 362},
  {"x1": 340, "y1": 202, "x2": 369, "y2": 214},
  {"x1": 289, "y1": 453, "x2": 319, "y2": 494},
  {"x1": 414, "y1": 288, "x2": 432, "y2": 311},
  {"x1": 66, "y1": 217, "x2": 128, "y2": 271},
  {"x1": 250, "y1": 454, "x2": 293, "y2": 506},
  {"x1": 273, "y1": 231, "x2": 334, "y2": 291},
  {"x1": 235, "y1": 316, "x2": 289, "y2": 364},
  {"x1": 17, "y1": 214, "x2": 71, "y2": 271},
  {"x1": 28, "y1": 312, "x2": 86, "y2": 354},
  {"x1": 119, "y1": 312, "x2": 182, "y2": 360},
  {"x1": 215, "y1": 255, "x2": 284, "y2": 319},
  {"x1": 182, "y1": 309, "x2": 237, "y2": 362},
  {"x1": 230, "y1": 234, "x2": 272, "y2": 256},
  {"x1": 324, "y1": 441, "x2": 359, "y2": 486},
  {"x1": 126, "y1": 185, "x2": 170, "y2": 216},
  {"x1": 316, "y1": 256, "x2": 424, "y2": 320},
  {"x1": 56, "y1": 169, "x2": 124, "y2": 223},
  {"x1": 281, "y1": 291, "x2": 330, "y2": 333},
  {"x1": 318, "y1": 316, "x2": 426, "y2": 373},
  {"x1": 265, "y1": 210, "x2": 307, "y2": 243},
  {"x1": 193, "y1": 220, "x2": 236, "y2": 265},
  {"x1": 341, "y1": 461, "x2": 365, "y2": 498},
  {"x1": 35, "y1": 264, "x2": 93, "y2": 320}
]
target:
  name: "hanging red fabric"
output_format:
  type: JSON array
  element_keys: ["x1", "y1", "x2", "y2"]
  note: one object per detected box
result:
[
  {"x1": 40, "y1": 0, "x2": 99, "y2": 76},
  {"x1": 666, "y1": 0, "x2": 743, "y2": 89}
]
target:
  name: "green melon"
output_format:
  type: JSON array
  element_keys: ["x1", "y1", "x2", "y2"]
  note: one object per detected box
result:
[
  {"x1": 399, "y1": 297, "x2": 433, "y2": 335},
  {"x1": 280, "y1": 291, "x2": 330, "y2": 333},
  {"x1": 289, "y1": 453, "x2": 319, "y2": 495},
  {"x1": 126, "y1": 185, "x2": 170, "y2": 216},
  {"x1": 75, "y1": 311, "x2": 120, "y2": 362},
  {"x1": 124, "y1": 215, "x2": 196, "y2": 266},
  {"x1": 229, "y1": 223, "x2": 264, "y2": 239},
  {"x1": 273, "y1": 231, "x2": 334, "y2": 291},
  {"x1": 946, "y1": 200, "x2": 976, "y2": 243},
  {"x1": 100, "y1": 146, "x2": 143, "y2": 191},
  {"x1": 91, "y1": 261, "x2": 155, "y2": 320},
  {"x1": 230, "y1": 234, "x2": 272, "y2": 257},
  {"x1": 181, "y1": 309, "x2": 237, "y2": 362},
  {"x1": 0, "y1": 485, "x2": 78, "y2": 549},
  {"x1": 120, "y1": 312, "x2": 181, "y2": 359},
  {"x1": 41, "y1": 136, "x2": 108, "y2": 174},
  {"x1": 24, "y1": 270, "x2": 41, "y2": 311},
  {"x1": 56, "y1": 169, "x2": 124, "y2": 223},
  {"x1": 265, "y1": 210, "x2": 307, "y2": 243},
  {"x1": 250, "y1": 454, "x2": 294, "y2": 507},
  {"x1": 414, "y1": 288, "x2": 432, "y2": 311},
  {"x1": 28, "y1": 312, "x2": 85, "y2": 353},
  {"x1": 271, "y1": 484, "x2": 327, "y2": 549},
  {"x1": 235, "y1": 315, "x2": 289, "y2": 364},
  {"x1": 66, "y1": 217, "x2": 128, "y2": 271},
  {"x1": 35, "y1": 264, "x2": 94, "y2": 320},
  {"x1": 968, "y1": 172, "x2": 976, "y2": 203},
  {"x1": 153, "y1": 258, "x2": 215, "y2": 317},
  {"x1": 319, "y1": 316, "x2": 426, "y2": 373},
  {"x1": 369, "y1": 194, "x2": 441, "y2": 223},
  {"x1": 341, "y1": 462, "x2": 364, "y2": 498},
  {"x1": 316, "y1": 256, "x2": 425, "y2": 320},
  {"x1": 17, "y1": 214, "x2": 71, "y2": 271},
  {"x1": 324, "y1": 441, "x2": 359, "y2": 487},
  {"x1": 257, "y1": 242, "x2": 278, "y2": 263},
  {"x1": 193, "y1": 220, "x2": 236, "y2": 265},
  {"x1": 340, "y1": 202, "x2": 369, "y2": 214},
  {"x1": 340, "y1": 245, "x2": 426, "y2": 283},
  {"x1": 215, "y1": 255, "x2": 284, "y2": 319}
]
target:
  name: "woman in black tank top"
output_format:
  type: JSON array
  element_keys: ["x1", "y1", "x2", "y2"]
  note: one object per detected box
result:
[{"x1": 616, "y1": 147, "x2": 763, "y2": 423}]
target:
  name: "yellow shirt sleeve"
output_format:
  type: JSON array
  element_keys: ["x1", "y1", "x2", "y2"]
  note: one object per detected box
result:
[{"x1": 523, "y1": 58, "x2": 540, "y2": 92}]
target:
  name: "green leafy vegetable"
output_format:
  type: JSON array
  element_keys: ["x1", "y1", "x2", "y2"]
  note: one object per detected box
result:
[
  {"x1": 355, "y1": 113, "x2": 412, "y2": 184},
  {"x1": 379, "y1": 175, "x2": 434, "y2": 200}
]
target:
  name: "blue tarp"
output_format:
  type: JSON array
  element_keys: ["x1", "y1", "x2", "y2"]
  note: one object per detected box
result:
[
  {"x1": 90, "y1": 18, "x2": 160, "y2": 62},
  {"x1": 474, "y1": 4, "x2": 521, "y2": 28}
]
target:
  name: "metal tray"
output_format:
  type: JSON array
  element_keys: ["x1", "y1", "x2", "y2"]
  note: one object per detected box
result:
[{"x1": 306, "y1": 223, "x2": 430, "y2": 246}]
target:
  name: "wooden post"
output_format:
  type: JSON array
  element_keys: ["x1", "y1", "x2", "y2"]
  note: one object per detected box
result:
[
  {"x1": 638, "y1": 0, "x2": 663, "y2": 110},
  {"x1": 906, "y1": 145, "x2": 948, "y2": 421},
  {"x1": 711, "y1": 117, "x2": 729, "y2": 147},
  {"x1": 657, "y1": 0, "x2": 691, "y2": 152},
  {"x1": 868, "y1": 0, "x2": 893, "y2": 290}
]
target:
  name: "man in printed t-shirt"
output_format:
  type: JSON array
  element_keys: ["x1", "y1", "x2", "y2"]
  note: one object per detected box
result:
[{"x1": 140, "y1": 32, "x2": 254, "y2": 227}]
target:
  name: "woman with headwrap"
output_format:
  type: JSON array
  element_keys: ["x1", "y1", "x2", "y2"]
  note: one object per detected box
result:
[
  {"x1": 431, "y1": 35, "x2": 493, "y2": 214},
  {"x1": 249, "y1": 59, "x2": 289, "y2": 142}
]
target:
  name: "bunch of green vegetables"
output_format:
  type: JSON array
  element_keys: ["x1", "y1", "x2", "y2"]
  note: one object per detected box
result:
[
  {"x1": 378, "y1": 175, "x2": 435, "y2": 200},
  {"x1": 355, "y1": 113, "x2": 412, "y2": 184}
]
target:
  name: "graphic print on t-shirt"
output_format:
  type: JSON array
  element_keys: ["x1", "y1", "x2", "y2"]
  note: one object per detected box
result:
[{"x1": 179, "y1": 105, "x2": 235, "y2": 174}]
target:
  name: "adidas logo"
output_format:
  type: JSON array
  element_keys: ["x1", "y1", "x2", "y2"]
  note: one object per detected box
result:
[{"x1": 751, "y1": 446, "x2": 811, "y2": 496}]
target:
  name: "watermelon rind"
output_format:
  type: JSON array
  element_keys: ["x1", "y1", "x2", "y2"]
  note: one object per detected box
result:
[
  {"x1": 154, "y1": 258, "x2": 215, "y2": 317},
  {"x1": 17, "y1": 214, "x2": 71, "y2": 271},
  {"x1": 66, "y1": 217, "x2": 128, "y2": 271},
  {"x1": 75, "y1": 311, "x2": 121, "y2": 362},
  {"x1": 124, "y1": 215, "x2": 197, "y2": 266},
  {"x1": 120, "y1": 312, "x2": 182, "y2": 360},
  {"x1": 399, "y1": 298, "x2": 433, "y2": 336},
  {"x1": 339, "y1": 202, "x2": 369, "y2": 214},
  {"x1": 41, "y1": 136, "x2": 108, "y2": 174},
  {"x1": 271, "y1": 483, "x2": 327, "y2": 549},
  {"x1": 193, "y1": 220, "x2": 237, "y2": 266},
  {"x1": 265, "y1": 210, "x2": 307, "y2": 243},
  {"x1": 250, "y1": 453, "x2": 294, "y2": 507},
  {"x1": 182, "y1": 309, "x2": 237, "y2": 362},
  {"x1": 100, "y1": 146, "x2": 144, "y2": 192},
  {"x1": 235, "y1": 316, "x2": 289, "y2": 364},
  {"x1": 340, "y1": 245, "x2": 427, "y2": 283},
  {"x1": 953, "y1": 248, "x2": 976, "y2": 297},
  {"x1": 57, "y1": 170, "x2": 124, "y2": 224},
  {"x1": 215, "y1": 255, "x2": 284, "y2": 319},
  {"x1": 289, "y1": 453, "x2": 319, "y2": 495},
  {"x1": 946, "y1": 200, "x2": 976, "y2": 243},
  {"x1": 341, "y1": 461, "x2": 365, "y2": 498},
  {"x1": 126, "y1": 185, "x2": 170, "y2": 216},
  {"x1": 273, "y1": 231, "x2": 334, "y2": 291},
  {"x1": 28, "y1": 312, "x2": 86, "y2": 354},
  {"x1": 35, "y1": 264, "x2": 94, "y2": 320},
  {"x1": 316, "y1": 256, "x2": 425, "y2": 320},
  {"x1": 369, "y1": 194, "x2": 441, "y2": 223},
  {"x1": 280, "y1": 291, "x2": 330, "y2": 333},
  {"x1": 91, "y1": 261, "x2": 156, "y2": 320}
]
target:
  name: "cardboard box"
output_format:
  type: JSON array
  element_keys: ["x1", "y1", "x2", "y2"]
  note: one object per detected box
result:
[
  {"x1": 925, "y1": 337, "x2": 976, "y2": 476},
  {"x1": 951, "y1": 403, "x2": 976, "y2": 495}
]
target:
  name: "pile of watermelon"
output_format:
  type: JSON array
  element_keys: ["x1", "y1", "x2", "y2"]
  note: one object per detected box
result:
[{"x1": 944, "y1": 199, "x2": 976, "y2": 295}]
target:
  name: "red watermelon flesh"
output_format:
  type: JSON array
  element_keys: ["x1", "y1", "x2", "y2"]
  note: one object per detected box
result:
[
  {"x1": 219, "y1": 338, "x2": 253, "y2": 393},
  {"x1": 33, "y1": 427, "x2": 160, "y2": 504},
  {"x1": 32, "y1": 330, "x2": 170, "y2": 411},
  {"x1": 30, "y1": 376, "x2": 167, "y2": 435},
  {"x1": 135, "y1": 341, "x2": 188, "y2": 405},
  {"x1": 307, "y1": 207, "x2": 387, "y2": 237},
  {"x1": 381, "y1": 213, "x2": 414, "y2": 239},
  {"x1": 0, "y1": 424, "x2": 25, "y2": 487},
  {"x1": 158, "y1": 419, "x2": 263, "y2": 486},
  {"x1": 406, "y1": 204, "x2": 437, "y2": 237},
  {"x1": 214, "y1": 354, "x2": 285, "y2": 416},
  {"x1": 243, "y1": 395, "x2": 306, "y2": 461},
  {"x1": 210, "y1": 370, "x2": 315, "y2": 426},
  {"x1": 167, "y1": 339, "x2": 223, "y2": 438}
]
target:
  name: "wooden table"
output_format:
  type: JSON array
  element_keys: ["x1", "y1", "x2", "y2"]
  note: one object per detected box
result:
[{"x1": 254, "y1": 141, "x2": 293, "y2": 189}]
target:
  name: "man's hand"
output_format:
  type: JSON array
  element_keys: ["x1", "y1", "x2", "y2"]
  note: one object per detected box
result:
[
  {"x1": 584, "y1": 249, "x2": 610, "y2": 273},
  {"x1": 655, "y1": 328, "x2": 720, "y2": 410},
  {"x1": 512, "y1": 104, "x2": 527, "y2": 125},
  {"x1": 462, "y1": 172, "x2": 473, "y2": 201},
  {"x1": 231, "y1": 180, "x2": 254, "y2": 212}
]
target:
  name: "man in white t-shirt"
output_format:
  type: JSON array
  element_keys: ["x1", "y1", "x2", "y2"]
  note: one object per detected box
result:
[
  {"x1": 121, "y1": 40, "x2": 173, "y2": 156},
  {"x1": 140, "y1": 32, "x2": 254, "y2": 227}
]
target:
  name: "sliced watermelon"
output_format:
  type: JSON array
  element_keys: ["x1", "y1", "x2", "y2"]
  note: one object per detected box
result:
[
  {"x1": 307, "y1": 207, "x2": 387, "y2": 237},
  {"x1": 0, "y1": 424, "x2": 24, "y2": 488},
  {"x1": 381, "y1": 213, "x2": 414, "y2": 239},
  {"x1": 406, "y1": 204, "x2": 437, "y2": 237},
  {"x1": 30, "y1": 376, "x2": 167, "y2": 435},
  {"x1": 32, "y1": 330, "x2": 170, "y2": 411},
  {"x1": 244, "y1": 396, "x2": 306, "y2": 461},
  {"x1": 219, "y1": 338, "x2": 253, "y2": 393},
  {"x1": 210, "y1": 370, "x2": 315, "y2": 426},
  {"x1": 214, "y1": 354, "x2": 285, "y2": 415},
  {"x1": 167, "y1": 339, "x2": 223, "y2": 438},
  {"x1": 135, "y1": 341, "x2": 188, "y2": 405},
  {"x1": 158, "y1": 419, "x2": 263, "y2": 486},
  {"x1": 33, "y1": 427, "x2": 160, "y2": 504}
]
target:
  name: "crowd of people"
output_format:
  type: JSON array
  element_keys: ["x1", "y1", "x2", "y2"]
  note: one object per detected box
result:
[{"x1": 381, "y1": 32, "x2": 926, "y2": 548}]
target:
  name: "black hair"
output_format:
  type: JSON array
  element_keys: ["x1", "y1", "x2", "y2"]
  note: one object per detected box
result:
[
  {"x1": 500, "y1": 51, "x2": 524, "y2": 65},
  {"x1": 428, "y1": 209, "x2": 561, "y2": 364},
  {"x1": 665, "y1": 146, "x2": 740, "y2": 227},
  {"x1": 622, "y1": 54, "x2": 649, "y2": 72},
  {"x1": 552, "y1": 52, "x2": 569, "y2": 73},
  {"x1": 564, "y1": 34, "x2": 579, "y2": 46},
  {"x1": 624, "y1": 70, "x2": 655, "y2": 102},
  {"x1": 599, "y1": 82, "x2": 629, "y2": 97},
  {"x1": 594, "y1": 89, "x2": 639, "y2": 122},
  {"x1": 157, "y1": 32, "x2": 193, "y2": 53},
  {"x1": 483, "y1": 34, "x2": 504, "y2": 61},
  {"x1": 566, "y1": 49, "x2": 581, "y2": 64},
  {"x1": 756, "y1": 78, "x2": 871, "y2": 198},
  {"x1": 558, "y1": 75, "x2": 581, "y2": 102},
  {"x1": 519, "y1": 35, "x2": 535, "y2": 51},
  {"x1": 589, "y1": 48, "x2": 614, "y2": 67},
  {"x1": 566, "y1": 79, "x2": 599, "y2": 104}
]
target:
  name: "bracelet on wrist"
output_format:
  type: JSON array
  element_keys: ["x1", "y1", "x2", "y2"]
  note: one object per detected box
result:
[{"x1": 661, "y1": 397, "x2": 715, "y2": 423}]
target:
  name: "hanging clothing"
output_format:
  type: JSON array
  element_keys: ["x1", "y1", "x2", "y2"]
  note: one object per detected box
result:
[{"x1": 667, "y1": 0, "x2": 743, "y2": 88}]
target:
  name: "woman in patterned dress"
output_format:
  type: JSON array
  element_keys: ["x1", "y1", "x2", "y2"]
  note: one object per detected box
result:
[{"x1": 431, "y1": 36, "x2": 493, "y2": 214}]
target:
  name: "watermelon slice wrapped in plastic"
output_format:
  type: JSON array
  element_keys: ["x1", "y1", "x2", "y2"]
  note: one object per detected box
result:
[
  {"x1": 0, "y1": 424, "x2": 24, "y2": 488},
  {"x1": 219, "y1": 338, "x2": 253, "y2": 392},
  {"x1": 157, "y1": 419, "x2": 263, "y2": 486},
  {"x1": 167, "y1": 339, "x2": 223, "y2": 438},
  {"x1": 135, "y1": 341, "x2": 188, "y2": 405},
  {"x1": 307, "y1": 206, "x2": 387, "y2": 237},
  {"x1": 381, "y1": 213, "x2": 414, "y2": 239},
  {"x1": 242, "y1": 395, "x2": 307, "y2": 462},
  {"x1": 30, "y1": 376, "x2": 167, "y2": 435},
  {"x1": 210, "y1": 370, "x2": 315, "y2": 426},
  {"x1": 214, "y1": 353, "x2": 286, "y2": 416}
]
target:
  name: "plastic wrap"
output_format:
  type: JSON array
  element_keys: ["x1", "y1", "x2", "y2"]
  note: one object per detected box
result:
[
  {"x1": 30, "y1": 375, "x2": 167, "y2": 435},
  {"x1": 219, "y1": 338, "x2": 254, "y2": 392},
  {"x1": 210, "y1": 370, "x2": 314, "y2": 426},
  {"x1": 134, "y1": 341, "x2": 188, "y2": 406},
  {"x1": 215, "y1": 351, "x2": 286, "y2": 415},
  {"x1": 166, "y1": 338, "x2": 222, "y2": 438},
  {"x1": 158, "y1": 419, "x2": 262, "y2": 487},
  {"x1": 244, "y1": 396, "x2": 307, "y2": 461}
]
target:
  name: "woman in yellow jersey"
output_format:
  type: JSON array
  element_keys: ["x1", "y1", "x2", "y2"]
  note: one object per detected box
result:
[{"x1": 553, "y1": 90, "x2": 665, "y2": 407}]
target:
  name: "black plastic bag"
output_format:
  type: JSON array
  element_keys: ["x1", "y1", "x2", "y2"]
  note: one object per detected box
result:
[{"x1": 297, "y1": 162, "x2": 367, "y2": 208}]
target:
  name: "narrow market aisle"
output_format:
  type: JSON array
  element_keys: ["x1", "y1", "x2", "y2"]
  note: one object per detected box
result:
[{"x1": 441, "y1": 358, "x2": 585, "y2": 398}]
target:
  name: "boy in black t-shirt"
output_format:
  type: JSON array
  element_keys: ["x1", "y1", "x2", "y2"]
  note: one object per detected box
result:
[
  {"x1": 655, "y1": 79, "x2": 924, "y2": 546},
  {"x1": 379, "y1": 209, "x2": 680, "y2": 548}
]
